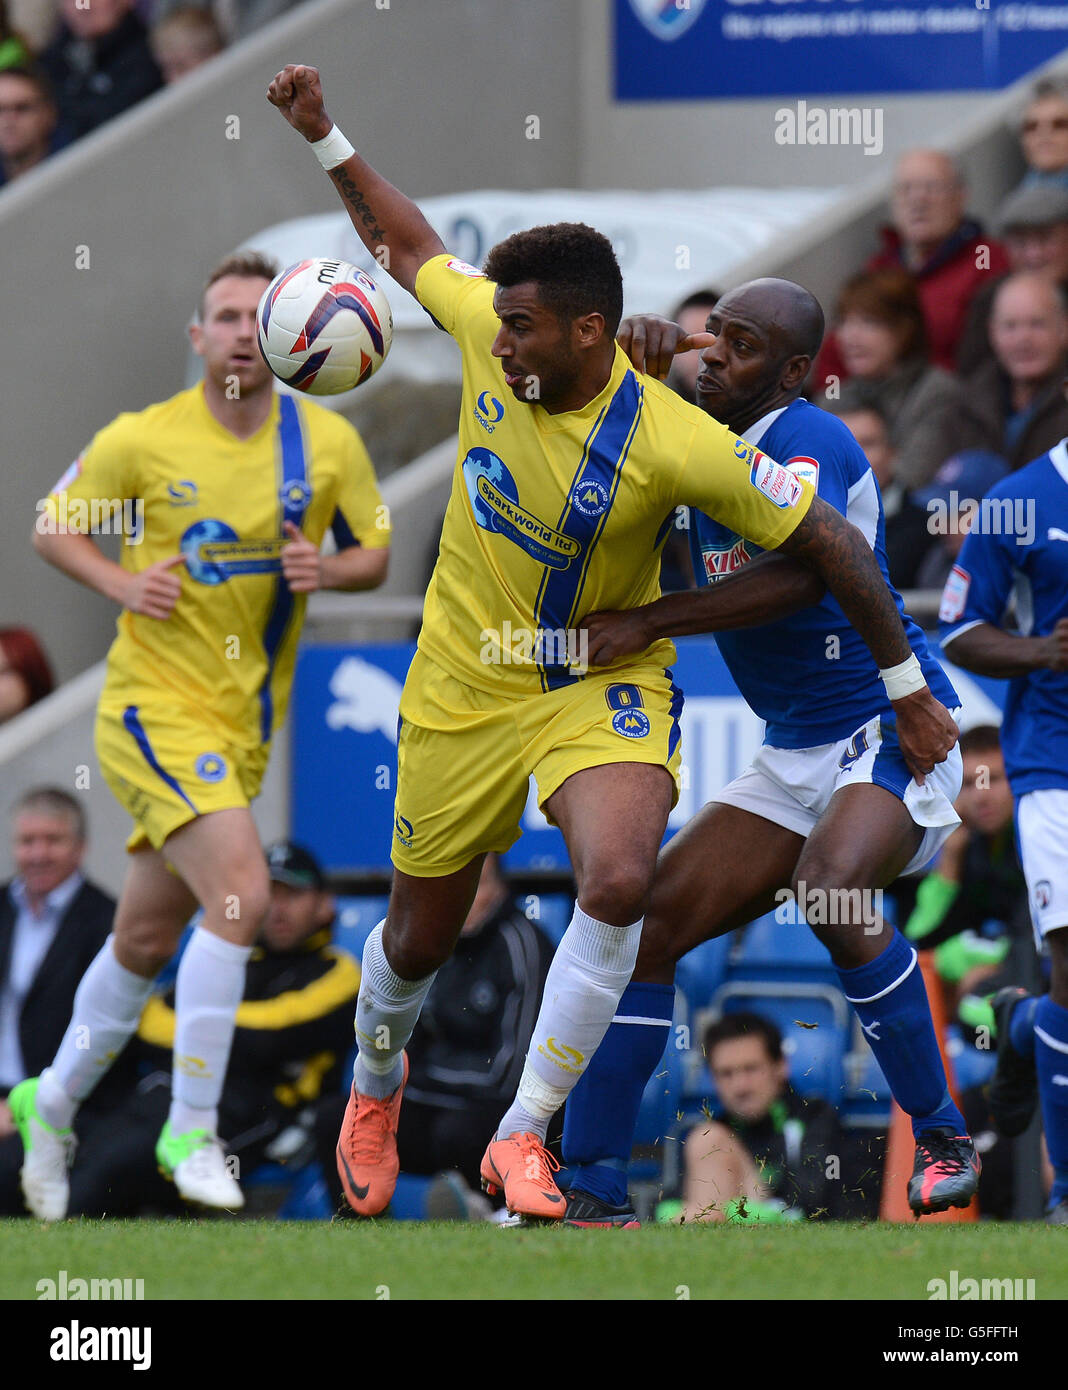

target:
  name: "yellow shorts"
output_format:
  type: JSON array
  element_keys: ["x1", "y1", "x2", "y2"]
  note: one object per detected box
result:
[
  {"x1": 96, "y1": 701, "x2": 269, "y2": 853},
  {"x1": 391, "y1": 652, "x2": 683, "y2": 877}
]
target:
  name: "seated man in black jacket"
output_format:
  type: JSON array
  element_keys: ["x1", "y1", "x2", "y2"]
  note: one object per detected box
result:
[
  {"x1": 0, "y1": 788, "x2": 135, "y2": 1213},
  {"x1": 318, "y1": 853, "x2": 555, "y2": 1215},
  {"x1": 66, "y1": 841, "x2": 359, "y2": 1216},
  {"x1": 40, "y1": 0, "x2": 162, "y2": 142},
  {"x1": 677, "y1": 1012, "x2": 845, "y2": 1223}
]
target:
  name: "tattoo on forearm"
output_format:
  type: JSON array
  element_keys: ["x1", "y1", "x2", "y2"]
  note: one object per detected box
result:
[
  {"x1": 779, "y1": 497, "x2": 909, "y2": 666},
  {"x1": 329, "y1": 167, "x2": 387, "y2": 244}
]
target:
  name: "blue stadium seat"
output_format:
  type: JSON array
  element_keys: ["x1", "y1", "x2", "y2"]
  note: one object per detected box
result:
[
  {"x1": 712, "y1": 984, "x2": 850, "y2": 1105},
  {"x1": 728, "y1": 908, "x2": 836, "y2": 979},
  {"x1": 521, "y1": 892, "x2": 573, "y2": 946},
  {"x1": 332, "y1": 894, "x2": 390, "y2": 962},
  {"x1": 945, "y1": 1025, "x2": 997, "y2": 1092},
  {"x1": 841, "y1": 1033, "x2": 893, "y2": 1127},
  {"x1": 675, "y1": 935, "x2": 731, "y2": 1008}
]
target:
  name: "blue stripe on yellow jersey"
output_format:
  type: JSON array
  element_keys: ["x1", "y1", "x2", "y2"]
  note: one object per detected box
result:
[
  {"x1": 413, "y1": 254, "x2": 815, "y2": 699},
  {"x1": 45, "y1": 384, "x2": 389, "y2": 749}
]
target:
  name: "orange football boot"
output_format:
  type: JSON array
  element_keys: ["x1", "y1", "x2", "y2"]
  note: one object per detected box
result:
[
  {"x1": 336, "y1": 1053, "x2": 409, "y2": 1217},
  {"x1": 480, "y1": 1130, "x2": 565, "y2": 1220}
]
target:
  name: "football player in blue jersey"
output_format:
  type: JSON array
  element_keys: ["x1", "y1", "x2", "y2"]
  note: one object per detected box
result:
[
  {"x1": 562, "y1": 279, "x2": 981, "y2": 1225},
  {"x1": 938, "y1": 437, "x2": 1068, "y2": 1223}
]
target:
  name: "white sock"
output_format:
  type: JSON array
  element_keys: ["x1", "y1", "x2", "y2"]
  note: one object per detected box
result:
[
  {"x1": 169, "y1": 927, "x2": 251, "y2": 1137},
  {"x1": 496, "y1": 906, "x2": 643, "y2": 1142},
  {"x1": 39, "y1": 936, "x2": 156, "y2": 1128},
  {"x1": 352, "y1": 921, "x2": 435, "y2": 1099}
]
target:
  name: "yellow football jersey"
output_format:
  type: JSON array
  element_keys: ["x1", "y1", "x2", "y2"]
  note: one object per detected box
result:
[
  {"x1": 413, "y1": 254, "x2": 814, "y2": 697},
  {"x1": 44, "y1": 384, "x2": 389, "y2": 749}
]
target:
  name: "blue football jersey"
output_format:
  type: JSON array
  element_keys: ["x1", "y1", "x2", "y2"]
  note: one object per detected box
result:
[
  {"x1": 940, "y1": 441, "x2": 1068, "y2": 796},
  {"x1": 688, "y1": 399, "x2": 958, "y2": 748}
]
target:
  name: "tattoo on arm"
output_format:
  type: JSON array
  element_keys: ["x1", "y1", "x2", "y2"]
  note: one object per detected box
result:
[
  {"x1": 329, "y1": 167, "x2": 387, "y2": 244},
  {"x1": 777, "y1": 495, "x2": 911, "y2": 668}
]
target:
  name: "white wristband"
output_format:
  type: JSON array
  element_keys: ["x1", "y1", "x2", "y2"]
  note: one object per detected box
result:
[
  {"x1": 310, "y1": 124, "x2": 355, "y2": 171},
  {"x1": 880, "y1": 653, "x2": 927, "y2": 701}
]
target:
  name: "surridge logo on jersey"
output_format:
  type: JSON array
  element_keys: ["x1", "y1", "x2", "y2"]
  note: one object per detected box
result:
[
  {"x1": 702, "y1": 537, "x2": 752, "y2": 581},
  {"x1": 612, "y1": 708, "x2": 651, "y2": 739},
  {"x1": 195, "y1": 753, "x2": 227, "y2": 783},
  {"x1": 394, "y1": 813, "x2": 414, "y2": 847},
  {"x1": 570, "y1": 478, "x2": 610, "y2": 517},
  {"x1": 167, "y1": 480, "x2": 198, "y2": 507},
  {"x1": 749, "y1": 452, "x2": 804, "y2": 509},
  {"x1": 474, "y1": 390, "x2": 504, "y2": 434},
  {"x1": 629, "y1": 0, "x2": 708, "y2": 42},
  {"x1": 462, "y1": 448, "x2": 581, "y2": 569},
  {"x1": 180, "y1": 519, "x2": 285, "y2": 585}
]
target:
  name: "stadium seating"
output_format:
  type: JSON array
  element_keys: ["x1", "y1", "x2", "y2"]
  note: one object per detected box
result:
[{"x1": 332, "y1": 895, "x2": 391, "y2": 963}]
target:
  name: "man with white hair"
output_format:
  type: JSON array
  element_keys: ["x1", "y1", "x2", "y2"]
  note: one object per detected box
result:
[{"x1": 812, "y1": 148, "x2": 1009, "y2": 389}]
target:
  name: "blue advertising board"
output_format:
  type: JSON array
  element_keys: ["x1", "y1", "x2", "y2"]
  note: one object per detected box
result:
[
  {"x1": 291, "y1": 638, "x2": 1007, "y2": 876},
  {"x1": 615, "y1": 0, "x2": 1068, "y2": 100}
]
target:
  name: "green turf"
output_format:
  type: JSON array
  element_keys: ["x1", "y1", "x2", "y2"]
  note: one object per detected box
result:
[{"x1": 1, "y1": 1219, "x2": 1064, "y2": 1300}]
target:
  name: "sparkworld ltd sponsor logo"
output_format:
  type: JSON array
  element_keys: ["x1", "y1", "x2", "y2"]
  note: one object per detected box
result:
[
  {"x1": 36, "y1": 495, "x2": 145, "y2": 546},
  {"x1": 479, "y1": 622, "x2": 589, "y2": 673}
]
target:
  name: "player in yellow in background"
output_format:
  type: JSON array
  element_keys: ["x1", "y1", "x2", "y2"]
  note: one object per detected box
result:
[
  {"x1": 268, "y1": 64, "x2": 958, "y2": 1222},
  {"x1": 10, "y1": 251, "x2": 390, "y2": 1220}
]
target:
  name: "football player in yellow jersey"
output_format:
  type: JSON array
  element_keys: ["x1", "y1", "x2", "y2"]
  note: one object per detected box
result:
[
  {"x1": 268, "y1": 64, "x2": 958, "y2": 1221},
  {"x1": 10, "y1": 252, "x2": 390, "y2": 1220}
]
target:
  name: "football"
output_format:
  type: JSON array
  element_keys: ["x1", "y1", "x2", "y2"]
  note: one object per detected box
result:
[{"x1": 256, "y1": 257, "x2": 393, "y2": 395}]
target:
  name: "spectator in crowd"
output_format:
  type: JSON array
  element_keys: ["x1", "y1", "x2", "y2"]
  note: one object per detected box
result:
[
  {"x1": 0, "y1": 627, "x2": 54, "y2": 722},
  {"x1": 959, "y1": 272, "x2": 1068, "y2": 472},
  {"x1": 0, "y1": 67, "x2": 65, "y2": 188},
  {"x1": 65, "y1": 840, "x2": 360, "y2": 1216},
  {"x1": 911, "y1": 451, "x2": 1009, "y2": 594},
  {"x1": 1012, "y1": 76, "x2": 1068, "y2": 197},
  {"x1": 674, "y1": 1012, "x2": 844, "y2": 1223},
  {"x1": 820, "y1": 387, "x2": 932, "y2": 590},
  {"x1": 0, "y1": 789, "x2": 135, "y2": 1214},
  {"x1": 317, "y1": 853, "x2": 555, "y2": 1217},
  {"x1": 0, "y1": 2, "x2": 30, "y2": 70},
  {"x1": 958, "y1": 186, "x2": 1068, "y2": 378},
  {"x1": 904, "y1": 725, "x2": 1031, "y2": 1220},
  {"x1": 40, "y1": 0, "x2": 162, "y2": 142},
  {"x1": 150, "y1": 4, "x2": 223, "y2": 84},
  {"x1": 152, "y1": 0, "x2": 300, "y2": 43},
  {"x1": 6, "y1": 0, "x2": 56, "y2": 54},
  {"x1": 653, "y1": 288, "x2": 721, "y2": 592},
  {"x1": 813, "y1": 149, "x2": 1008, "y2": 388},
  {"x1": 829, "y1": 267, "x2": 970, "y2": 488},
  {"x1": 664, "y1": 288, "x2": 721, "y2": 405}
]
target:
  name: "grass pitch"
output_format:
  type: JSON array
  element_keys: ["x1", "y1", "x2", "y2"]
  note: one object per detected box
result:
[{"x1": 1, "y1": 1218, "x2": 1064, "y2": 1301}]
